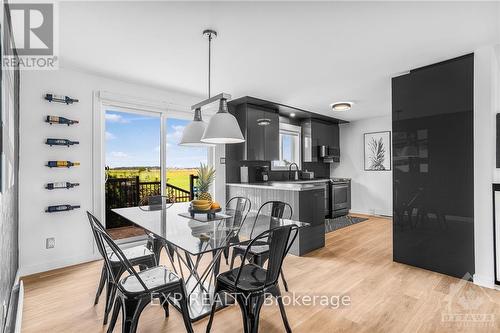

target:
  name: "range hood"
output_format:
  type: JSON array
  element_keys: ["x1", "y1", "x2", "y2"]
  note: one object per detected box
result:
[{"x1": 319, "y1": 145, "x2": 340, "y2": 163}]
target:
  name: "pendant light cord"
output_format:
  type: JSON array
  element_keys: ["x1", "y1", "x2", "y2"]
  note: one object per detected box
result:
[{"x1": 208, "y1": 32, "x2": 212, "y2": 98}]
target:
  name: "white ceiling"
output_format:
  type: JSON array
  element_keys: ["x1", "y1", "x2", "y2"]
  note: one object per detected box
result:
[{"x1": 60, "y1": 1, "x2": 500, "y2": 121}]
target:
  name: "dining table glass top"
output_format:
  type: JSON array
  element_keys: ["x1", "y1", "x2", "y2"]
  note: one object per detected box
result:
[{"x1": 112, "y1": 202, "x2": 309, "y2": 256}]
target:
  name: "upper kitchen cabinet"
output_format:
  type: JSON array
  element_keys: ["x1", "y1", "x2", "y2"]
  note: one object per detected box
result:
[
  {"x1": 227, "y1": 102, "x2": 279, "y2": 161},
  {"x1": 302, "y1": 119, "x2": 340, "y2": 162}
]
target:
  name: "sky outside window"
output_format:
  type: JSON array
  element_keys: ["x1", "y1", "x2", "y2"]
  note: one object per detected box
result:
[{"x1": 105, "y1": 111, "x2": 207, "y2": 168}]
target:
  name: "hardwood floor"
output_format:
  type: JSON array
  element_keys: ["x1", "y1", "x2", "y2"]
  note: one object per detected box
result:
[{"x1": 21, "y1": 216, "x2": 500, "y2": 333}]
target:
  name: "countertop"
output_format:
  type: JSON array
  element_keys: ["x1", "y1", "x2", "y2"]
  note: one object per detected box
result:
[{"x1": 226, "y1": 180, "x2": 329, "y2": 192}]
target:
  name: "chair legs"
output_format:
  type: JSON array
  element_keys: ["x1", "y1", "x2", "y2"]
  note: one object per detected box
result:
[
  {"x1": 103, "y1": 265, "x2": 123, "y2": 325},
  {"x1": 223, "y1": 247, "x2": 229, "y2": 265},
  {"x1": 107, "y1": 298, "x2": 121, "y2": 333},
  {"x1": 176, "y1": 284, "x2": 194, "y2": 333},
  {"x1": 121, "y1": 297, "x2": 150, "y2": 333},
  {"x1": 229, "y1": 250, "x2": 239, "y2": 270},
  {"x1": 234, "y1": 293, "x2": 265, "y2": 333},
  {"x1": 269, "y1": 286, "x2": 292, "y2": 333},
  {"x1": 94, "y1": 265, "x2": 107, "y2": 305},
  {"x1": 280, "y1": 268, "x2": 289, "y2": 292},
  {"x1": 205, "y1": 285, "x2": 220, "y2": 333}
]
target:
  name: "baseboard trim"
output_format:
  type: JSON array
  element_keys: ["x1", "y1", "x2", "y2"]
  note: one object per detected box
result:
[
  {"x1": 19, "y1": 238, "x2": 148, "y2": 277},
  {"x1": 350, "y1": 210, "x2": 393, "y2": 218},
  {"x1": 4, "y1": 279, "x2": 23, "y2": 333},
  {"x1": 18, "y1": 253, "x2": 100, "y2": 277},
  {"x1": 473, "y1": 273, "x2": 496, "y2": 289}
]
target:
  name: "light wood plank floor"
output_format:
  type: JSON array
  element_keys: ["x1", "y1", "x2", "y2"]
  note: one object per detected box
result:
[{"x1": 21, "y1": 216, "x2": 500, "y2": 333}]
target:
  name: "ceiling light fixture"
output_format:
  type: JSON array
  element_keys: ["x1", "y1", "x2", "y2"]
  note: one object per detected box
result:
[
  {"x1": 181, "y1": 29, "x2": 244, "y2": 145},
  {"x1": 179, "y1": 107, "x2": 208, "y2": 146},
  {"x1": 331, "y1": 101, "x2": 353, "y2": 111},
  {"x1": 290, "y1": 113, "x2": 296, "y2": 118},
  {"x1": 257, "y1": 118, "x2": 271, "y2": 126}
]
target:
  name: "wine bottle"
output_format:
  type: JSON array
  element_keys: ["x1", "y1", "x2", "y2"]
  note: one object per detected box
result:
[
  {"x1": 46, "y1": 116, "x2": 79, "y2": 126},
  {"x1": 45, "y1": 182, "x2": 80, "y2": 190},
  {"x1": 45, "y1": 204, "x2": 81, "y2": 213},
  {"x1": 46, "y1": 138, "x2": 79, "y2": 147},
  {"x1": 45, "y1": 94, "x2": 79, "y2": 104},
  {"x1": 46, "y1": 161, "x2": 80, "y2": 168}
]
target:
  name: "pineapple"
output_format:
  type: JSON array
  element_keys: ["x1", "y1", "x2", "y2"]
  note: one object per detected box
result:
[{"x1": 196, "y1": 163, "x2": 215, "y2": 202}]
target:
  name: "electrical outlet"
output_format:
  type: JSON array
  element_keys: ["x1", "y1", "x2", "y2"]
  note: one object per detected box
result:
[{"x1": 46, "y1": 237, "x2": 55, "y2": 249}]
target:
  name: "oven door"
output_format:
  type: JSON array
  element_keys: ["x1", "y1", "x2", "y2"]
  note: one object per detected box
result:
[{"x1": 332, "y1": 183, "x2": 350, "y2": 210}]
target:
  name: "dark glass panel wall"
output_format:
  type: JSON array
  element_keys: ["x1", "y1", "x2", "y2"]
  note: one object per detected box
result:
[{"x1": 392, "y1": 54, "x2": 474, "y2": 279}]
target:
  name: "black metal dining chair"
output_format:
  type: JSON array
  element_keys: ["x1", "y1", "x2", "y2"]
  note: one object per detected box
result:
[
  {"x1": 221, "y1": 196, "x2": 252, "y2": 265},
  {"x1": 87, "y1": 212, "x2": 157, "y2": 325},
  {"x1": 90, "y1": 214, "x2": 194, "y2": 333},
  {"x1": 139, "y1": 195, "x2": 175, "y2": 211},
  {"x1": 206, "y1": 225, "x2": 298, "y2": 333},
  {"x1": 139, "y1": 195, "x2": 176, "y2": 265},
  {"x1": 230, "y1": 201, "x2": 293, "y2": 292}
]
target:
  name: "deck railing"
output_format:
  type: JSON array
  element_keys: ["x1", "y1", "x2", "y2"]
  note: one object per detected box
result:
[{"x1": 105, "y1": 176, "x2": 195, "y2": 228}]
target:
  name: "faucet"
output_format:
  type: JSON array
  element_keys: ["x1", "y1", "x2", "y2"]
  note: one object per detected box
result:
[{"x1": 288, "y1": 163, "x2": 299, "y2": 181}]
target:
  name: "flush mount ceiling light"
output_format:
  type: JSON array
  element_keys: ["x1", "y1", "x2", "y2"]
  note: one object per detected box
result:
[
  {"x1": 257, "y1": 118, "x2": 271, "y2": 126},
  {"x1": 290, "y1": 113, "x2": 296, "y2": 118},
  {"x1": 331, "y1": 101, "x2": 353, "y2": 111},
  {"x1": 181, "y1": 29, "x2": 244, "y2": 145}
]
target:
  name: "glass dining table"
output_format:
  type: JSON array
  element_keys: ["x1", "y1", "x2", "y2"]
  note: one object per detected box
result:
[{"x1": 112, "y1": 201, "x2": 309, "y2": 322}]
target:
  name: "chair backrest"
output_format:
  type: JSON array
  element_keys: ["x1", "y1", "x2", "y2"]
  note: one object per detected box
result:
[
  {"x1": 86, "y1": 211, "x2": 109, "y2": 261},
  {"x1": 235, "y1": 225, "x2": 298, "y2": 288},
  {"x1": 139, "y1": 195, "x2": 174, "y2": 211},
  {"x1": 86, "y1": 211, "x2": 150, "y2": 293},
  {"x1": 225, "y1": 196, "x2": 251, "y2": 233},
  {"x1": 249, "y1": 201, "x2": 293, "y2": 238}
]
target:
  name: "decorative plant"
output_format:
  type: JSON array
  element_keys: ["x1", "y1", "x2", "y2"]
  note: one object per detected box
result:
[
  {"x1": 196, "y1": 163, "x2": 216, "y2": 201},
  {"x1": 369, "y1": 137, "x2": 386, "y2": 170}
]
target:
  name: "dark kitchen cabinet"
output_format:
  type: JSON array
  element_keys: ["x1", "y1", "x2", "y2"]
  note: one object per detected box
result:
[
  {"x1": 302, "y1": 119, "x2": 339, "y2": 162},
  {"x1": 392, "y1": 54, "x2": 474, "y2": 279},
  {"x1": 228, "y1": 103, "x2": 279, "y2": 161}
]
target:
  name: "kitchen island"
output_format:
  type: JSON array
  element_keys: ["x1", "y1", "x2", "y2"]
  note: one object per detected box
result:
[{"x1": 227, "y1": 182, "x2": 325, "y2": 255}]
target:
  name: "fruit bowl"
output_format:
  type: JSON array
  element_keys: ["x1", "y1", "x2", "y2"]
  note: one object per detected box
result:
[
  {"x1": 191, "y1": 200, "x2": 212, "y2": 211},
  {"x1": 188, "y1": 206, "x2": 222, "y2": 219}
]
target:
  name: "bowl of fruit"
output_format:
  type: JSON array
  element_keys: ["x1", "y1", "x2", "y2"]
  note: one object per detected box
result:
[{"x1": 189, "y1": 200, "x2": 222, "y2": 219}]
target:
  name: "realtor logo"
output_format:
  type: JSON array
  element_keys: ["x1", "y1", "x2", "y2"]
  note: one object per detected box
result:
[{"x1": 4, "y1": 2, "x2": 58, "y2": 70}]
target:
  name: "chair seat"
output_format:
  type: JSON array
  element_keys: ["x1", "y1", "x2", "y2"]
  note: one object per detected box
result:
[
  {"x1": 218, "y1": 264, "x2": 267, "y2": 291},
  {"x1": 234, "y1": 242, "x2": 270, "y2": 256},
  {"x1": 120, "y1": 266, "x2": 180, "y2": 293},
  {"x1": 108, "y1": 244, "x2": 153, "y2": 263}
]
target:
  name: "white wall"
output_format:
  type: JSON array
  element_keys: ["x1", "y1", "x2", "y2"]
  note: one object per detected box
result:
[
  {"x1": 331, "y1": 116, "x2": 392, "y2": 216},
  {"x1": 473, "y1": 45, "x2": 500, "y2": 288},
  {"x1": 18, "y1": 68, "x2": 228, "y2": 276}
]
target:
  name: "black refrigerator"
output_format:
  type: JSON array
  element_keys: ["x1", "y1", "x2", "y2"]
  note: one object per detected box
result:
[{"x1": 392, "y1": 54, "x2": 474, "y2": 279}]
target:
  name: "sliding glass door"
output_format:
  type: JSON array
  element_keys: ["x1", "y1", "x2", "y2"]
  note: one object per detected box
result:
[
  {"x1": 165, "y1": 117, "x2": 208, "y2": 199},
  {"x1": 104, "y1": 109, "x2": 162, "y2": 239},
  {"x1": 102, "y1": 108, "x2": 211, "y2": 240}
]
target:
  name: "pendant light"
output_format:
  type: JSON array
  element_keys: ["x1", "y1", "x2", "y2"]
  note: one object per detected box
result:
[
  {"x1": 179, "y1": 30, "x2": 215, "y2": 146},
  {"x1": 199, "y1": 30, "x2": 245, "y2": 144},
  {"x1": 181, "y1": 29, "x2": 244, "y2": 145},
  {"x1": 179, "y1": 107, "x2": 208, "y2": 146},
  {"x1": 201, "y1": 97, "x2": 245, "y2": 144}
]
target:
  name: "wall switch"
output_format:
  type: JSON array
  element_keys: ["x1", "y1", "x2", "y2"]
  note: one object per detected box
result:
[{"x1": 46, "y1": 237, "x2": 55, "y2": 249}]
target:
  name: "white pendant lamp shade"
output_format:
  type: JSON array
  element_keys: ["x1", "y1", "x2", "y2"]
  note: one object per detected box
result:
[
  {"x1": 201, "y1": 99, "x2": 245, "y2": 144},
  {"x1": 179, "y1": 108, "x2": 212, "y2": 146}
]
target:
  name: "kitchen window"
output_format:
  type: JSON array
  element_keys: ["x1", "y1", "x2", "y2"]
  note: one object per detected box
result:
[{"x1": 271, "y1": 123, "x2": 302, "y2": 170}]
